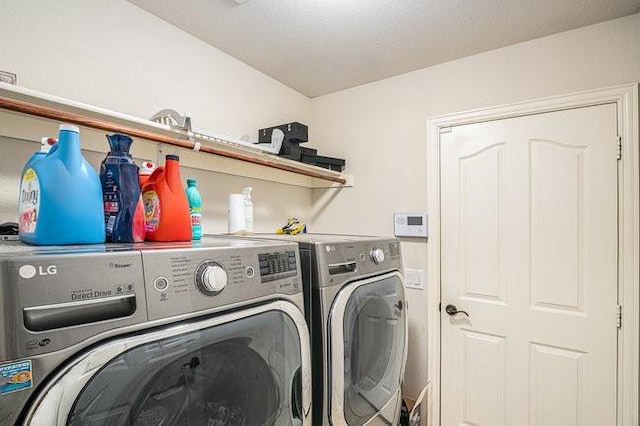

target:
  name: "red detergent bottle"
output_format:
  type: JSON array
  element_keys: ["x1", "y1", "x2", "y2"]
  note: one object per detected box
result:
[{"x1": 141, "y1": 155, "x2": 191, "y2": 242}]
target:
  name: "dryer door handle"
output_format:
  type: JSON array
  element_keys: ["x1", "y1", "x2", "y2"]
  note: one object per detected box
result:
[
  {"x1": 328, "y1": 261, "x2": 357, "y2": 275},
  {"x1": 291, "y1": 367, "x2": 303, "y2": 421}
]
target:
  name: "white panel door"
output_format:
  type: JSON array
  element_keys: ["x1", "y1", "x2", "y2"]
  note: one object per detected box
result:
[{"x1": 440, "y1": 104, "x2": 619, "y2": 426}]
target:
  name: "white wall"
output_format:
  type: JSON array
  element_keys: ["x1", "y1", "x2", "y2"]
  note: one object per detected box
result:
[
  {"x1": 0, "y1": 0, "x2": 314, "y2": 232},
  {"x1": 311, "y1": 13, "x2": 640, "y2": 402}
]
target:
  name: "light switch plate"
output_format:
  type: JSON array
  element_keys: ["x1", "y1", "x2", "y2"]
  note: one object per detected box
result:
[{"x1": 404, "y1": 268, "x2": 424, "y2": 290}]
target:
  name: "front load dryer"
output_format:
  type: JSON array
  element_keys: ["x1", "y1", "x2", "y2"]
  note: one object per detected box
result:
[
  {"x1": 223, "y1": 233, "x2": 408, "y2": 426},
  {"x1": 0, "y1": 237, "x2": 311, "y2": 426}
]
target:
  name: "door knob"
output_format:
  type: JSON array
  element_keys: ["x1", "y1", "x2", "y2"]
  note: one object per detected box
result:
[{"x1": 445, "y1": 304, "x2": 469, "y2": 318}]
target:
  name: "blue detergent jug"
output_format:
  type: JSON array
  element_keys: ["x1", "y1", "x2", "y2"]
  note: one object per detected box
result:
[{"x1": 19, "y1": 124, "x2": 106, "y2": 245}]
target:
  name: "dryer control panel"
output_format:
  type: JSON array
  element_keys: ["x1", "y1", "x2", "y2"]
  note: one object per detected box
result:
[{"x1": 318, "y1": 238, "x2": 402, "y2": 287}]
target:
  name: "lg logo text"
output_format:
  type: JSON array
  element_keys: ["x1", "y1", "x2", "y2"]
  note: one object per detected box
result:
[{"x1": 19, "y1": 264, "x2": 57, "y2": 279}]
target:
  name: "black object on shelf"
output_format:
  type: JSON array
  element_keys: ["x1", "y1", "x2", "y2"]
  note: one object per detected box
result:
[
  {"x1": 281, "y1": 146, "x2": 317, "y2": 163},
  {"x1": 279, "y1": 142, "x2": 303, "y2": 160},
  {"x1": 300, "y1": 147, "x2": 317, "y2": 165},
  {"x1": 316, "y1": 155, "x2": 346, "y2": 172},
  {"x1": 259, "y1": 122, "x2": 308, "y2": 144},
  {"x1": 257, "y1": 122, "x2": 345, "y2": 171}
]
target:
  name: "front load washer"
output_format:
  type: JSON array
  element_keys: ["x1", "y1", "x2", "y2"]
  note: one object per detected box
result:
[
  {"x1": 0, "y1": 237, "x2": 311, "y2": 426},
  {"x1": 223, "y1": 234, "x2": 407, "y2": 426}
]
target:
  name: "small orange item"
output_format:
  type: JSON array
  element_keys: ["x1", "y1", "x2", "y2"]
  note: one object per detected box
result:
[{"x1": 141, "y1": 155, "x2": 191, "y2": 242}]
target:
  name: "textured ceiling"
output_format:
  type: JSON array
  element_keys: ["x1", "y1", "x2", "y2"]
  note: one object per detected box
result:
[{"x1": 129, "y1": 0, "x2": 640, "y2": 97}]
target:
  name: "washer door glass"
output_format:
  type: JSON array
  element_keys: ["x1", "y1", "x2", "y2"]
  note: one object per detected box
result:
[
  {"x1": 66, "y1": 310, "x2": 303, "y2": 426},
  {"x1": 342, "y1": 274, "x2": 405, "y2": 426}
]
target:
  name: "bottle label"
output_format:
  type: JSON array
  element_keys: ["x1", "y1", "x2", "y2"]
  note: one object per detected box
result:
[
  {"x1": 102, "y1": 168, "x2": 120, "y2": 236},
  {"x1": 190, "y1": 207, "x2": 202, "y2": 226},
  {"x1": 142, "y1": 190, "x2": 160, "y2": 232},
  {"x1": 19, "y1": 169, "x2": 40, "y2": 234},
  {"x1": 190, "y1": 206, "x2": 202, "y2": 240}
]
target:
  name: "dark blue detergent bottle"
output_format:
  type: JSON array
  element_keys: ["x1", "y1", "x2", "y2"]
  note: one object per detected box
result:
[
  {"x1": 19, "y1": 124, "x2": 106, "y2": 245},
  {"x1": 100, "y1": 133, "x2": 144, "y2": 243}
]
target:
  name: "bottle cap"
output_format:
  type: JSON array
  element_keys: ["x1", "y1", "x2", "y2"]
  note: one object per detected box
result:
[
  {"x1": 166, "y1": 154, "x2": 180, "y2": 161},
  {"x1": 187, "y1": 178, "x2": 196, "y2": 186},
  {"x1": 59, "y1": 124, "x2": 80, "y2": 133},
  {"x1": 140, "y1": 161, "x2": 156, "y2": 175},
  {"x1": 40, "y1": 137, "x2": 57, "y2": 152}
]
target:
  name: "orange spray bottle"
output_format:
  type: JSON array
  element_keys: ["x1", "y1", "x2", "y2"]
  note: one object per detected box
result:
[{"x1": 141, "y1": 155, "x2": 192, "y2": 241}]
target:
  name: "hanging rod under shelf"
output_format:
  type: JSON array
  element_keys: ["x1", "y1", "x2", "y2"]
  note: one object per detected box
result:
[{"x1": 0, "y1": 96, "x2": 347, "y2": 185}]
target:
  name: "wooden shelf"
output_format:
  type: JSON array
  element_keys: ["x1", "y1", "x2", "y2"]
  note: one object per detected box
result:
[{"x1": 0, "y1": 83, "x2": 352, "y2": 188}]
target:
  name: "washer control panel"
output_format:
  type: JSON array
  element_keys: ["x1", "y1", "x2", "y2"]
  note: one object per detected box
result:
[
  {"x1": 258, "y1": 251, "x2": 297, "y2": 283},
  {"x1": 141, "y1": 244, "x2": 301, "y2": 321}
]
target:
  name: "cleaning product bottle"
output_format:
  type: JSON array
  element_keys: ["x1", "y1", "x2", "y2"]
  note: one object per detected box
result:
[
  {"x1": 141, "y1": 154, "x2": 191, "y2": 242},
  {"x1": 138, "y1": 161, "x2": 156, "y2": 187},
  {"x1": 100, "y1": 133, "x2": 145, "y2": 243},
  {"x1": 185, "y1": 179, "x2": 202, "y2": 240},
  {"x1": 19, "y1": 124, "x2": 105, "y2": 245},
  {"x1": 242, "y1": 186, "x2": 254, "y2": 233}
]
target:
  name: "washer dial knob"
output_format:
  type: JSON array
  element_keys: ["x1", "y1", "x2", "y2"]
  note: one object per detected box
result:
[
  {"x1": 370, "y1": 248, "x2": 385, "y2": 264},
  {"x1": 196, "y1": 262, "x2": 227, "y2": 294}
]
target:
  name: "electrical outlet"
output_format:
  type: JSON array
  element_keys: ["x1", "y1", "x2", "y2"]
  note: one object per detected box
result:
[{"x1": 404, "y1": 268, "x2": 424, "y2": 290}]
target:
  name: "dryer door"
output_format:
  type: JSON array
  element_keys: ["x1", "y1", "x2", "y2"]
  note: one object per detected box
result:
[
  {"x1": 26, "y1": 301, "x2": 311, "y2": 426},
  {"x1": 329, "y1": 271, "x2": 407, "y2": 426}
]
